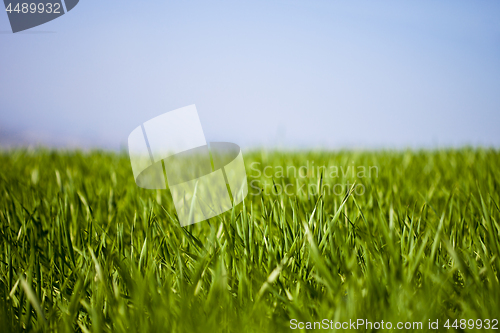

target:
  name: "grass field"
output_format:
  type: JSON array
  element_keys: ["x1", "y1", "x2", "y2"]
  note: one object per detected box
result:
[{"x1": 0, "y1": 148, "x2": 499, "y2": 332}]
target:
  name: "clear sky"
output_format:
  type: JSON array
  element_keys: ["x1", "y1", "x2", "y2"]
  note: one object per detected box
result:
[{"x1": 1, "y1": 0, "x2": 499, "y2": 149}]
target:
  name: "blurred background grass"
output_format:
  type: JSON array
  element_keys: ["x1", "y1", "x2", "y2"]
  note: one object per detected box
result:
[{"x1": 0, "y1": 148, "x2": 499, "y2": 332}]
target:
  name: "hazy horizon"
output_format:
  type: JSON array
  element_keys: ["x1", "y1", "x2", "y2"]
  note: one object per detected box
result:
[{"x1": 1, "y1": 0, "x2": 499, "y2": 150}]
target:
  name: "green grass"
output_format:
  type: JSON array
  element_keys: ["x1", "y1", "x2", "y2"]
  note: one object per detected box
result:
[{"x1": 0, "y1": 148, "x2": 499, "y2": 332}]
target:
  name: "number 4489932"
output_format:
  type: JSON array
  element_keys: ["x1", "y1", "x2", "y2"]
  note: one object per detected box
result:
[
  {"x1": 444, "y1": 319, "x2": 498, "y2": 330},
  {"x1": 5, "y1": 3, "x2": 61, "y2": 14}
]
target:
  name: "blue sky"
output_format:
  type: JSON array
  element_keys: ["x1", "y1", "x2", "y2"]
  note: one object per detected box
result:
[{"x1": 1, "y1": 0, "x2": 499, "y2": 149}]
